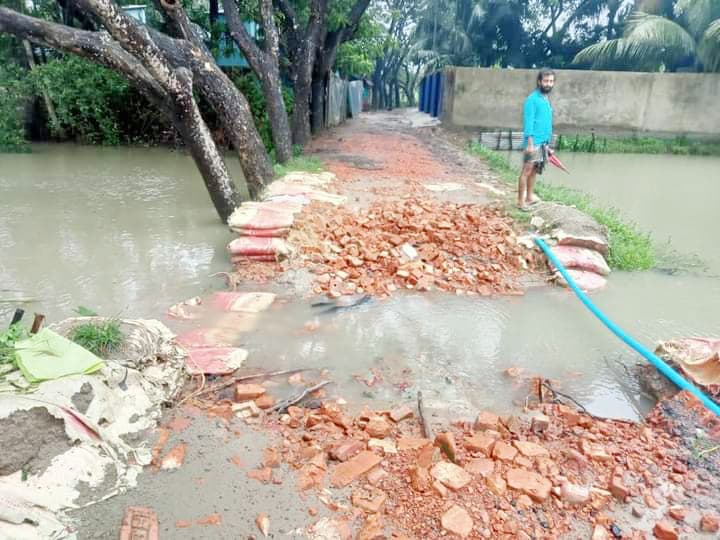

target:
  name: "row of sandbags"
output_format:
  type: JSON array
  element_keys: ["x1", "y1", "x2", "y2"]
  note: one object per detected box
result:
[
  {"x1": 528, "y1": 202, "x2": 611, "y2": 291},
  {"x1": 226, "y1": 172, "x2": 345, "y2": 265}
]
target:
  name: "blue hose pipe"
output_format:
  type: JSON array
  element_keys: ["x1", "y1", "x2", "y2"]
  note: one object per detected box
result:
[{"x1": 534, "y1": 237, "x2": 720, "y2": 417}]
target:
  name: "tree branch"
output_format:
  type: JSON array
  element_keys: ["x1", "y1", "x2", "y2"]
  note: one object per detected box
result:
[{"x1": 222, "y1": 0, "x2": 265, "y2": 70}]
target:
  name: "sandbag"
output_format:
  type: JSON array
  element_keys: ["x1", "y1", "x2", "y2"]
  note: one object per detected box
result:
[
  {"x1": 554, "y1": 269, "x2": 607, "y2": 291},
  {"x1": 185, "y1": 347, "x2": 248, "y2": 375},
  {"x1": 655, "y1": 338, "x2": 720, "y2": 389},
  {"x1": 235, "y1": 227, "x2": 290, "y2": 238},
  {"x1": 228, "y1": 205, "x2": 295, "y2": 231},
  {"x1": 211, "y1": 292, "x2": 276, "y2": 313},
  {"x1": 231, "y1": 255, "x2": 280, "y2": 264},
  {"x1": 549, "y1": 245, "x2": 610, "y2": 276},
  {"x1": 227, "y1": 237, "x2": 293, "y2": 258}
]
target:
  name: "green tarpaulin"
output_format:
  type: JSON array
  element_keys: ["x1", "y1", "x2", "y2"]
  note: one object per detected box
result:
[{"x1": 14, "y1": 328, "x2": 105, "y2": 383}]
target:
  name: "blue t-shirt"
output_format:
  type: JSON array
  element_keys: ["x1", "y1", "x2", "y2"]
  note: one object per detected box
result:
[{"x1": 522, "y1": 89, "x2": 553, "y2": 148}]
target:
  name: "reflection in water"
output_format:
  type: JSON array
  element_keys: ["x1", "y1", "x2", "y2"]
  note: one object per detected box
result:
[{"x1": 0, "y1": 144, "x2": 236, "y2": 321}]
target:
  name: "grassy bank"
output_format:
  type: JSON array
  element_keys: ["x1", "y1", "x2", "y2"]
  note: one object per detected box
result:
[
  {"x1": 273, "y1": 154, "x2": 324, "y2": 178},
  {"x1": 556, "y1": 134, "x2": 720, "y2": 156},
  {"x1": 468, "y1": 142, "x2": 655, "y2": 271}
]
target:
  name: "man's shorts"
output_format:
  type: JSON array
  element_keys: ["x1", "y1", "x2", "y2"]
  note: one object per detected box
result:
[{"x1": 523, "y1": 144, "x2": 549, "y2": 174}]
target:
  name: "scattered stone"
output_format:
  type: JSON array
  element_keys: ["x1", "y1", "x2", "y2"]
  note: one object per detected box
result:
[
  {"x1": 653, "y1": 520, "x2": 678, "y2": 540},
  {"x1": 516, "y1": 494, "x2": 534, "y2": 510},
  {"x1": 631, "y1": 505, "x2": 645, "y2": 518},
  {"x1": 389, "y1": 405, "x2": 414, "y2": 422},
  {"x1": 351, "y1": 486, "x2": 387, "y2": 513},
  {"x1": 464, "y1": 458, "x2": 495, "y2": 478},
  {"x1": 430, "y1": 462, "x2": 472, "y2": 491},
  {"x1": 506, "y1": 468, "x2": 552, "y2": 502},
  {"x1": 558, "y1": 405, "x2": 581, "y2": 427},
  {"x1": 330, "y1": 439, "x2": 365, "y2": 462},
  {"x1": 330, "y1": 451, "x2": 383, "y2": 488},
  {"x1": 700, "y1": 513, "x2": 720, "y2": 533},
  {"x1": 234, "y1": 383, "x2": 266, "y2": 402},
  {"x1": 417, "y1": 443, "x2": 436, "y2": 468},
  {"x1": 492, "y1": 441, "x2": 518, "y2": 462},
  {"x1": 365, "y1": 416, "x2": 392, "y2": 438},
  {"x1": 464, "y1": 433, "x2": 496, "y2": 456},
  {"x1": 514, "y1": 440, "x2": 550, "y2": 458},
  {"x1": 441, "y1": 505, "x2": 474, "y2": 538},
  {"x1": 560, "y1": 482, "x2": 590, "y2": 505},
  {"x1": 474, "y1": 411, "x2": 500, "y2": 431},
  {"x1": 435, "y1": 432, "x2": 457, "y2": 462}
]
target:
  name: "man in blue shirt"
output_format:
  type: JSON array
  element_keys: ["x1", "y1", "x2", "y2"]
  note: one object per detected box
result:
[{"x1": 518, "y1": 69, "x2": 555, "y2": 210}]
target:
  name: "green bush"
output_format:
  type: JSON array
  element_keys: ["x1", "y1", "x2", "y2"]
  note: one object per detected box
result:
[
  {"x1": 556, "y1": 134, "x2": 720, "y2": 157},
  {"x1": 30, "y1": 56, "x2": 169, "y2": 145},
  {"x1": 0, "y1": 63, "x2": 31, "y2": 152}
]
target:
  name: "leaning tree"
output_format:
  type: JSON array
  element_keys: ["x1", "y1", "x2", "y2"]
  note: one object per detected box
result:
[{"x1": 0, "y1": 0, "x2": 274, "y2": 222}]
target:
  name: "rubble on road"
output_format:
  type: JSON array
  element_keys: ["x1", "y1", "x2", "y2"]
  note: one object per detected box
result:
[{"x1": 0, "y1": 318, "x2": 185, "y2": 540}]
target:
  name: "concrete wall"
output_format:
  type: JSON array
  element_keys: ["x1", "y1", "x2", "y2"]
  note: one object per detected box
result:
[{"x1": 441, "y1": 67, "x2": 720, "y2": 136}]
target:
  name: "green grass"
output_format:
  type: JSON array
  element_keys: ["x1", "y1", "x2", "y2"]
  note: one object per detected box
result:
[
  {"x1": 70, "y1": 320, "x2": 124, "y2": 357},
  {"x1": 273, "y1": 153, "x2": 324, "y2": 178},
  {"x1": 556, "y1": 134, "x2": 720, "y2": 156},
  {"x1": 468, "y1": 142, "x2": 655, "y2": 271},
  {"x1": 0, "y1": 323, "x2": 28, "y2": 365}
]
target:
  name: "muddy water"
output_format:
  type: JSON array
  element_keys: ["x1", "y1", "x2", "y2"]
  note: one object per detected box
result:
[
  {"x1": 3, "y1": 145, "x2": 720, "y2": 424},
  {"x1": 0, "y1": 144, "x2": 243, "y2": 321}
]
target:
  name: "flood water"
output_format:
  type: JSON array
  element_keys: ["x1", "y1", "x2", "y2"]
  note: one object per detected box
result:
[
  {"x1": 2, "y1": 145, "x2": 719, "y2": 422},
  {"x1": 0, "y1": 144, "x2": 238, "y2": 322}
]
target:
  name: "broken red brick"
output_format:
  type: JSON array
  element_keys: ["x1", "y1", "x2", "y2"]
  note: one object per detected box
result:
[
  {"x1": 435, "y1": 432, "x2": 457, "y2": 462},
  {"x1": 367, "y1": 466, "x2": 387, "y2": 487},
  {"x1": 410, "y1": 466, "x2": 432, "y2": 492},
  {"x1": 667, "y1": 506, "x2": 687, "y2": 522},
  {"x1": 330, "y1": 439, "x2": 365, "y2": 461},
  {"x1": 653, "y1": 520, "x2": 678, "y2": 540},
  {"x1": 247, "y1": 467, "x2": 273, "y2": 484},
  {"x1": 330, "y1": 451, "x2": 383, "y2": 488},
  {"x1": 441, "y1": 505, "x2": 474, "y2": 538},
  {"x1": 492, "y1": 441, "x2": 518, "y2": 462},
  {"x1": 234, "y1": 383, "x2": 266, "y2": 402},
  {"x1": 365, "y1": 416, "x2": 392, "y2": 438},
  {"x1": 506, "y1": 468, "x2": 552, "y2": 502},
  {"x1": 514, "y1": 440, "x2": 550, "y2": 458},
  {"x1": 609, "y1": 476, "x2": 630, "y2": 501},
  {"x1": 464, "y1": 433, "x2": 496, "y2": 456},
  {"x1": 486, "y1": 472, "x2": 507, "y2": 496},
  {"x1": 560, "y1": 482, "x2": 590, "y2": 505},
  {"x1": 196, "y1": 513, "x2": 222, "y2": 526},
  {"x1": 474, "y1": 411, "x2": 500, "y2": 431},
  {"x1": 255, "y1": 394, "x2": 275, "y2": 409},
  {"x1": 464, "y1": 457, "x2": 495, "y2": 478},
  {"x1": 351, "y1": 486, "x2": 387, "y2": 513},
  {"x1": 262, "y1": 447, "x2": 281, "y2": 468},
  {"x1": 430, "y1": 462, "x2": 472, "y2": 491},
  {"x1": 389, "y1": 404, "x2": 414, "y2": 422},
  {"x1": 119, "y1": 507, "x2": 159, "y2": 540},
  {"x1": 700, "y1": 513, "x2": 720, "y2": 533},
  {"x1": 160, "y1": 443, "x2": 187, "y2": 470}
]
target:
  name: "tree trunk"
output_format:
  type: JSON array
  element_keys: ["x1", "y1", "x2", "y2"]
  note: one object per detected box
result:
[
  {"x1": 221, "y1": 0, "x2": 292, "y2": 162},
  {"x1": 394, "y1": 81, "x2": 400, "y2": 108},
  {"x1": 22, "y1": 39, "x2": 66, "y2": 139},
  {"x1": 310, "y1": 74, "x2": 325, "y2": 133},
  {"x1": 170, "y1": 68, "x2": 240, "y2": 221},
  {"x1": 151, "y1": 3, "x2": 273, "y2": 197}
]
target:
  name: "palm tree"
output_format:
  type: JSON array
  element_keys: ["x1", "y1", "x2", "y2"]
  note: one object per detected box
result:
[{"x1": 573, "y1": 0, "x2": 720, "y2": 72}]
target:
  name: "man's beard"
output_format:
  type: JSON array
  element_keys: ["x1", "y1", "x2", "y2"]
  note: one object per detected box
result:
[{"x1": 539, "y1": 85, "x2": 553, "y2": 94}]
